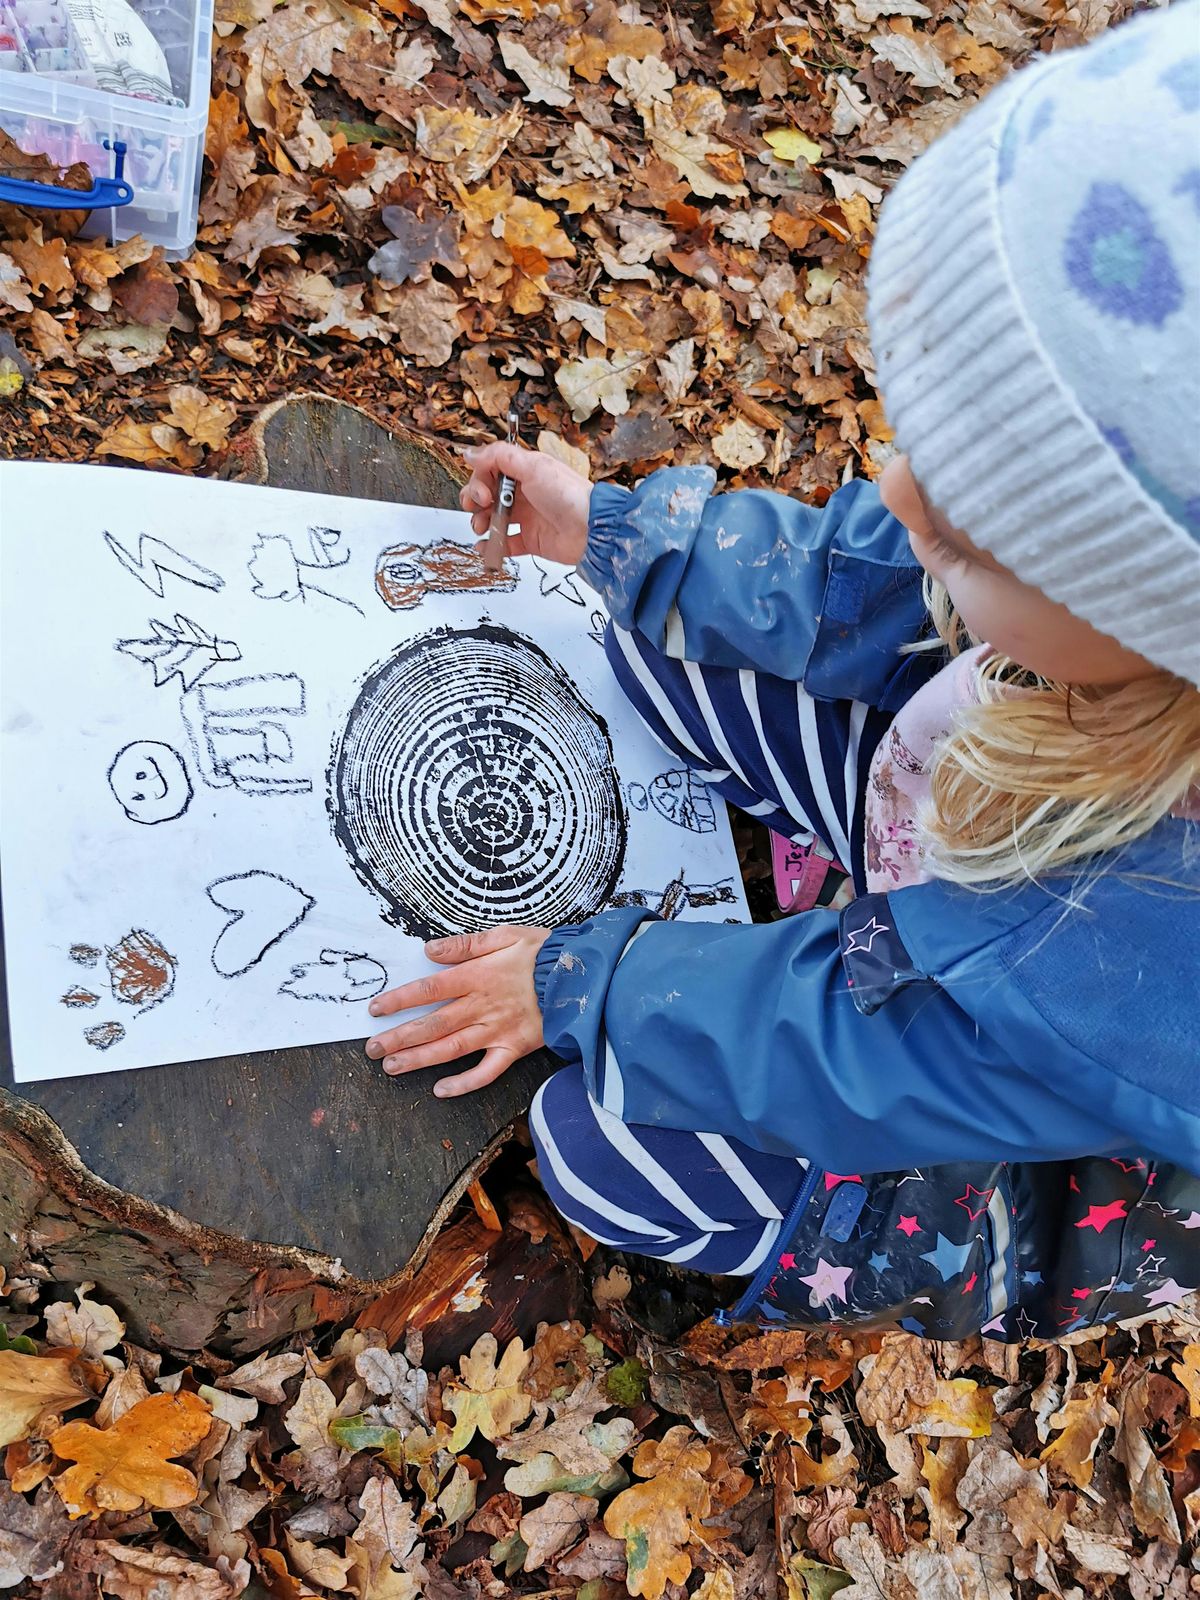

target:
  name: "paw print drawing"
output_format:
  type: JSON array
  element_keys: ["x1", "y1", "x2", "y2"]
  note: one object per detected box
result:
[{"x1": 61, "y1": 930, "x2": 178, "y2": 1051}]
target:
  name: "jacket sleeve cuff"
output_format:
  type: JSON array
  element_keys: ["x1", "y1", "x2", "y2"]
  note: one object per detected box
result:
[
  {"x1": 533, "y1": 926, "x2": 579, "y2": 1017},
  {"x1": 577, "y1": 483, "x2": 634, "y2": 605},
  {"x1": 533, "y1": 908, "x2": 659, "y2": 1072}
]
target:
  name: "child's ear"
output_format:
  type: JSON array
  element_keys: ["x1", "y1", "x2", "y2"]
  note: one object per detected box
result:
[{"x1": 879, "y1": 454, "x2": 933, "y2": 539}]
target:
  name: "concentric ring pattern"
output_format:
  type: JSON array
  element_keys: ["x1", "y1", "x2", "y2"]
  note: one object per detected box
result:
[{"x1": 331, "y1": 625, "x2": 626, "y2": 938}]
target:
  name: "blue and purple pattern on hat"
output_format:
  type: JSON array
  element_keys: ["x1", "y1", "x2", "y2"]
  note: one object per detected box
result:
[
  {"x1": 1063, "y1": 181, "x2": 1184, "y2": 327},
  {"x1": 1160, "y1": 53, "x2": 1200, "y2": 111}
]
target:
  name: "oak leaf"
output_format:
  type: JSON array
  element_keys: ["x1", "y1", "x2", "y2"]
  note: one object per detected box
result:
[
  {"x1": 712, "y1": 416, "x2": 767, "y2": 470},
  {"x1": 286, "y1": 1530, "x2": 355, "y2": 1590},
  {"x1": 218, "y1": 1349, "x2": 304, "y2": 1405},
  {"x1": 498, "y1": 35, "x2": 572, "y2": 107},
  {"x1": 386, "y1": 278, "x2": 462, "y2": 366},
  {"x1": 519, "y1": 1491, "x2": 597, "y2": 1569},
  {"x1": 354, "y1": 1476, "x2": 424, "y2": 1580},
  {"x1": 369, "y1": 206, "x2": 463, "y2": 286},
  {"x1": 285, "y1": 1376, "x2": 337, "y2": 1454},
  {"x1": 95, "y1": 419, "x2": 182, "y2": 465},
  {"x1": 0, "y1": 1482, "x2": 72, "y2": 1586},
  {"x1": 74, "y1": 1539, "x2": 244, "y2": 1598},
  {"x1": 0, "y1": 252, "x2": 33, "y2": 314},
  {"x1": 443, "y1": 1334, "x2": 532, "y2": 1452},
  {"x1": 497, "y1": 1375, "x2": 618, "y2": 1476},
  {"x1": 603, "y1": 1427, "x2": 711, "y2": 1600},
  {"x1": 0, "y1": 1351, "x2": 91, "y2": 1449},
  {"x1": 50, "y1": 1390, "x2": 213, "y2": 1517},
  {"x1": 537, "y1": 431, "x2": 592, "y2": 482},
  {"x1": 6, "y1": 234, "x2": 74, "y2": 299},
  {"x1": 242, "y1": 0, "x2": 379, "y2": 92},
  {"x1": 1041, "y1": 1371, "x2": 1119, "y2": 1489},
  {"x1": 572, "y1": 0, "x2": 664, "y2": 82},
  {"x1": 166, "y1": 385, "x2": 236, "y2": 451},
  {"x1": 27, "y1": 309, "x2": 77, "y2": 366},
  {"x1": 112, "y1": 253, "x2": 180, "y2": 326},
  {"x1": 643, "y1": 97, "x2": 748, "y2": 201},
  {"x1": 43, "y1": 1287, "x2": 124, "y2": 1361},
  {"x1": 556, "y1": 353, "x2": 646, "y2": 422},
  {"x1": 503, "y1": 1416, "x2": 634, "y2": 1499},
  {"x1": 503, "y1": 197, "x2": 576, "y2": 272},
  {"x1": 415, "y1": 106, "x2": 522, "y2": 184},
  {"x1": 93, "y1": 1363, "x2": 151, "y2": 1428},
  {"x1": 868, "y1": 21, "x2": 961, "y2": 93},
  {"x1": 76, "y1": 323, "x2": 169, "y2": 375}
]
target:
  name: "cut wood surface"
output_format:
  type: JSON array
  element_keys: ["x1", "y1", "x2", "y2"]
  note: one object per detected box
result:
[{"x1": 0, "y1": 395, "x2": 558, "y2": 1355}]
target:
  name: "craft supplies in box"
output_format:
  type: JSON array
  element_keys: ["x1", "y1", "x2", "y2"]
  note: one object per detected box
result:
[{"x1": 0, "y1": 0, "x2": 211, "y2": 253}]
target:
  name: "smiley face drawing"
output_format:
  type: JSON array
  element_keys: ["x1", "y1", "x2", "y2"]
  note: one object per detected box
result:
[{"x1": 107, "y1": 741, "x2": 193, "y2": 825}]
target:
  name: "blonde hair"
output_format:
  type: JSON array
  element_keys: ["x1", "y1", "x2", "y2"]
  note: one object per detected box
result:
[{"x1": 918, "y1": 578, "x2": 1200, "y2": 888}]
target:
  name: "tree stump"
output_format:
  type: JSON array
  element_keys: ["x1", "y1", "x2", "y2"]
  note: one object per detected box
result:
[{"x1": 0, "y1": 396, "x2": 559, "y2": 1358}]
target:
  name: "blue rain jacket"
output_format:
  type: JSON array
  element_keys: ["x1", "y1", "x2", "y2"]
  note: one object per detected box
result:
[{"x1": 533, "y1": 468, "x2": 1200, "y2": 1341}]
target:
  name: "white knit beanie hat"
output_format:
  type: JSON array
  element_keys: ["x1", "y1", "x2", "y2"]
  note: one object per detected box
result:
[{"x1": 867, "y1": 2, "x2": 1200, "y2": 686}]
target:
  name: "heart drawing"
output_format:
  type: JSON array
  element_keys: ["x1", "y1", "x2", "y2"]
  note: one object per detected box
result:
[{"x1": 206, "y1": 871, "x2": 315, "y2": 978}]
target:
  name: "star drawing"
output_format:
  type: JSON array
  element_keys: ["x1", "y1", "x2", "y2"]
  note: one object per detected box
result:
[
  {"x1": 798, "y1": 1257, "x2": 854, "y2": 1306},
  {"x1": 1075, "y1": 1199, "x2": 1128, "y2": 1233},
  {"x1": 919, "y1": 1233, "x2": 977, "y2": 1282},
  {"x1": 844, "y1": 915, "x2": 889, "y2": 955},
  {"x1": 954, "y1": 1184, "x2": 995, "y2": 1221},
  {"x1": 1144, "y1": 1278, "x2": 1195, "y2": 1307}
]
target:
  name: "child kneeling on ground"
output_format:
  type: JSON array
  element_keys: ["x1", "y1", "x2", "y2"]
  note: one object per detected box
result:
[{"x1": 366, "y1": 3, "x2": 1200, "y2": 1342}]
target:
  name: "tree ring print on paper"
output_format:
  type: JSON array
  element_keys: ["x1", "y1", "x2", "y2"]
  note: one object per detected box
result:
[{"x1": 330, "y1": 625, "x2": 627, "y2": 939}]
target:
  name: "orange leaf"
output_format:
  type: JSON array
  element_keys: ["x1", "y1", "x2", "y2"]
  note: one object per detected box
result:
[
  {"x1": 1041, "y1": 1367, "x2": 1119, "y2": 1489},
  {"x1": 96, "y1": 419, "x2": 180, "y2": 465},
  {"x1": 604, "y1": 1426, "x2": 711, "y2": 1600},
  {"x1": 1172, "y1": 1346, "x2": 1200, "y2": 1418},
  {"x1": 50, "y1": 1390, "x2": 213, "y2": 1518},
  {"x1": 6, "y1": 233, "x2": 74, "y2": 299},
  {"x1": 0, "y1": 1350, "x2": 91, "y2": 1449}
]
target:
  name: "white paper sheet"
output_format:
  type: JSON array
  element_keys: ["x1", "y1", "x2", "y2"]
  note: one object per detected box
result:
[{"x1": 0, "y1": 462, "x2": 748, "y2": 1083}]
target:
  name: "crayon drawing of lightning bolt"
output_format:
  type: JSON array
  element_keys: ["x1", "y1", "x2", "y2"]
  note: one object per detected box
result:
[{"x1": 103, "y1": 532, "x2": 224, "y2": 597}]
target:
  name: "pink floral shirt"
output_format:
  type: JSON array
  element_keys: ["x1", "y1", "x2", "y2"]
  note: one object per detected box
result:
[
  {"x1": 863, "y1": 646, "x2": 986, "y2": 892},
  {"x1": 864, "y1": 646, "x2": 1199, "y2": 892}
]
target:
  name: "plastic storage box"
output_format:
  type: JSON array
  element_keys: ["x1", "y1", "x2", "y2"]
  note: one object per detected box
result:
[{"x1": 0, "y1": 0, "x2": 212, "y2": 254}]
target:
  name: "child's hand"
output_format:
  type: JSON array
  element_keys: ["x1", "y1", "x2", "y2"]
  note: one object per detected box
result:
[
  {"x1": 460, "y1": 443, "x2": 592, "y2": 568},
  {"x1": 364, "y1": 926, "x2": 549, "y2": 1098}
]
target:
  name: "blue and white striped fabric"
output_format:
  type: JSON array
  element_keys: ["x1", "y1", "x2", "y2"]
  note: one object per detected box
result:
[
  {"x1": 528, "y1": 622, "x2": 894, "y2": 1274},
  {"x1": 531, "y1": 1065, "x2": 808, "y2": 1276},
  {"x1": 603, "y1": 622, "x2": 892, "y2": 886}
]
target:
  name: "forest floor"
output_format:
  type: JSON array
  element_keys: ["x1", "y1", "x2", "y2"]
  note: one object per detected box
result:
[{"x1": 2, "y1": 0, "x2": 1199, "y2": 1593}]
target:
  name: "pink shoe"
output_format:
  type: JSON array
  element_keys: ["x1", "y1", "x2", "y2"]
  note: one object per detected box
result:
[{"x1": 771, "y1": 833, "x2": 845, "y2": 914}]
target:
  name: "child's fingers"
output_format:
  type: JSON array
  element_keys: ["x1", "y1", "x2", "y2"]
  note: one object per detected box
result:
[
  {"x1": 382, "y1": 1025, "x2": 488, "y2": 1076},
  {"x1": 463, "y1": 441, "x2": 530, "y2": 481},
  {"x1": 367, "y1": 967, "x2": 465, "y2": 1022},
  {"x1": 367, "y1": 993, "x2": 476, "y2": 1057},
  {"x1": 459, "y1": 479, "x2": 493, "y2": 514},
  {"x1": 425, "y1": 927, "x2": 520, "y2": 964},
  {"x1": 433, "y1": 1045, "x2": 515, "y2": 1098}
]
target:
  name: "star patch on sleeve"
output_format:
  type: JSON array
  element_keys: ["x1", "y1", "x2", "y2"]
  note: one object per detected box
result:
[{"x1": 838, "y1": 892, "x2": 932, "y2": 1016}]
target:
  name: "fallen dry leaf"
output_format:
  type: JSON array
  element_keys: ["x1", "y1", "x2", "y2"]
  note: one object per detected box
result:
[
  {"x1": 74, "y1": 1538, "x2": 244, "y2": 1599},
  {"x1": 44, "y1": 1286, "x2": 125, "y2": 1360},
  {"x1": 50, "y1": 1390, "x2": 213, "y2": 1517},
  {"x1": 603, "y1": 1426, "x2": 711, "y2": 1600},
  {"x1": 167, "y1": 385, "x2": 237, "y2": 451},
  {"x1": 444, "y1": 1334, "x2": 532, "y2": 1452},
  {"x1": 218, "y1": 1350, "x2": 305, "y2": 1405},
  {"x1": 0, "y1": 1481, "x2": 73, "y2": 1586},
  {"x1": 519, "y1": 1491, "x2": 597, "y2": 1569},
  {"x1": 0, "y1": 1351, "x2": 91, "y2": 1449}
]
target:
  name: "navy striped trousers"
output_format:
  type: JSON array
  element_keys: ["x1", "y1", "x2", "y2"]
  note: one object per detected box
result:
[{"x1": 530, "y1": 624, "x2": 893, "y2": 1275}]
